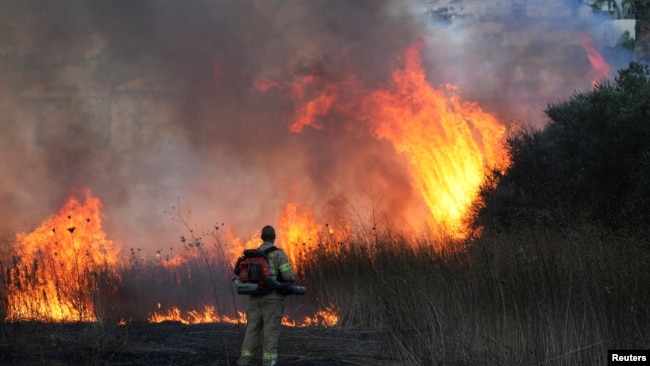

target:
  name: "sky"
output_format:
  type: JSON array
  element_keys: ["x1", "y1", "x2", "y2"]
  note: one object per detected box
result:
[{"x1": 0, "y1": 0, "x2": 634, "y2": 253}]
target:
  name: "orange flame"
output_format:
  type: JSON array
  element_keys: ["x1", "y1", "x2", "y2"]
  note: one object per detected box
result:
[
  {"x1": 225, "y1": 226, "x2": 262, "y2": 260},
  {"x1": 278, "y1": 202, "x2": 322, "y2": 266},
  {"x1": 5, "y1": 190, "x2": 121, "y2": 322},
  {"x1": 287, "y1": 74, "x2": 337, "y2": 132},
  {"x1": 261, "y1": 42, "x2": 508, "y2": 239},
  {"x1": 222, "y1": 201, "x2": 329, "y2": 270},
  {"x1": 582, "y1": 33, "x2": 611, "y2": 86},
  {"x1": 286, "y1": 305, "x2": 339, "y2": 327},
  {"x1": 362, "y1": 43, "x2": 507, "y2": 237},
  {"x1": 148, "y1": 304, "x2": 339, "y2": 327},
  {"x1": 147, "y1": 304, "x2": 237, "y2": 325},
  {"x1": 3, "y1": 191, "x2": 338, "y2": 326},
  {"x1": 254, "y1": 77, "x2": 281, "y2": 92}
]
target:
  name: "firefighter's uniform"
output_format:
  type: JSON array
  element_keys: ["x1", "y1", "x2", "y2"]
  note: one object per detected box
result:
[{"x1": 238, "y1": 240, "x2": 296, "y2": 366}]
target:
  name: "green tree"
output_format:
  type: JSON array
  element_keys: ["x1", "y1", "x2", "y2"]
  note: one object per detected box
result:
[
  {"x1": 474, "y1": 62, "x2": 650, "y2": 233},
  {"x1": 628, "y1": 0, "x2": 650, "y2": 19},
  {"x1": 589, "y1": 0, "x2": 650, "y2": 19}
]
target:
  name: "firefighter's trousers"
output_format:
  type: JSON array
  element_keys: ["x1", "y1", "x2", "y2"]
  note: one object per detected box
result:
[{"x1": 238, "y1": 293, "x2": 285, "y2": 366}]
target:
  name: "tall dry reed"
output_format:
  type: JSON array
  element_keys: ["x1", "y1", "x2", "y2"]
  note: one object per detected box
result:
[{"x1": 300, "y1": 223, "x2": 650, "y2": 365}]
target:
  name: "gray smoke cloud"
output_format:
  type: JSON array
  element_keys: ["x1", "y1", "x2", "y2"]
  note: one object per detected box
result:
[{"x1": 0, "y1": 0, "x2": 633, "y2": 252}]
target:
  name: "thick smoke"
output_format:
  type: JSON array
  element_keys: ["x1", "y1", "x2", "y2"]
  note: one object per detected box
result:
[{"x1": 0, "y1": 0, "x2": 633, "y2": 251}]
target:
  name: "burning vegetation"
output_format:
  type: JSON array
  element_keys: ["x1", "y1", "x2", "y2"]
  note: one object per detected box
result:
[
  {"x1": 583, "y1": 33, "x2": 613, "y2": 85},
  {"x1": 0, "y1": 41, "x2": 512, "y2": 326},
  {"x1": 0, "y1": 21, "x2": 621, "y2": 329},
  {"x1": 4, "y1": 190, "x2": 120, "y2": 322},
  {"x1": 257, "y1": 42, "x2": 509, "y2": 239},
  {"x1": 2, "y1": 1, "x2": 648, "y2": 364},
  {"x1": 0, "y1": 189, "x2": 341, "y2": 327}
]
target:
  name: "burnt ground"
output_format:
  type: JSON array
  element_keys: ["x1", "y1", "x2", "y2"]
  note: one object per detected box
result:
[{"x1": 0, "y1": 321, "x2": 395, "y2": 366}]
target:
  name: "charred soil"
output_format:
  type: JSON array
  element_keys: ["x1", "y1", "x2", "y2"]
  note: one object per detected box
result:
[{"x1": 0, "y1": 321, "x2": 392, "y2": 366}]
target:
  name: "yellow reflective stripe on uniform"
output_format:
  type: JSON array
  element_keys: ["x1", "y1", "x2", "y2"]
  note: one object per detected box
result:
[
  {"x1": 278, "y1": 263, "x2": 291, "y2": 272},
  {"x1": 241, "y1": 349, "x2": 254, "y2": 357},
  {"x1": 263, "y1": 351, "x2": 278, "y2": 360}
]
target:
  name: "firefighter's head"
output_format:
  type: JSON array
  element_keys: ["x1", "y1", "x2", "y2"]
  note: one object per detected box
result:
[{"x1": 261, "y1": 225, "x2": 276, "y2": 242}]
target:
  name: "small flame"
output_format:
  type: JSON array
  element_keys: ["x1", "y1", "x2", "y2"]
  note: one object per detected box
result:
[
  {"x1": 147, "y1": 305, "x2": 235, "y2": 325},
  {"x1": 254, "y1": 77, "x2": 281, "y2": 92},
  {"x1": 285, "y1": 73, "x2": 359, "y2": 133},
  {"x1": 582, "y1": 33, "x2": 611, "y2": 86},
  {"x1": 225, "y1": 227, "x2": 262, "y2": 259},
  {"x1": 293, "y1": 306, "x2": 339, "y2": 327},
  {"x1": 159, "y1": 254, "x2": 188, "y2": 268},
  {"x1": 287, "y1": 75, "x2": 337, "y2": 132},
  {"x1": 148, "y1": 305, "x2": 339, "y2": 327}
]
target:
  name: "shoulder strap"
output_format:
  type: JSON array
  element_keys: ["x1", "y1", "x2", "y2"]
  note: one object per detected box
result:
[{"x1": 263, "y1": 246, "x2": 279, "y2": 256}]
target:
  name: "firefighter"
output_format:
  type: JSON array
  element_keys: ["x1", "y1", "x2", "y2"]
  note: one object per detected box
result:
[{"x1": 237, "y1": 225, "x2": 296, "y2": 366}]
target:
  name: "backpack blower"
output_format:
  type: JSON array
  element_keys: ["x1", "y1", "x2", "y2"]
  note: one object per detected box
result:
[{"x1": 233, "y1": 248, "x2": 306, "y2": 295}]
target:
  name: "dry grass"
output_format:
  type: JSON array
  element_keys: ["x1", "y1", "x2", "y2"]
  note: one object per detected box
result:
[
  {"x1": 0, "y1": 222, "x2": 648, "y2": 365},
  {"x1": 301, "y1": 223, "x2": 650, "y2": 365}
]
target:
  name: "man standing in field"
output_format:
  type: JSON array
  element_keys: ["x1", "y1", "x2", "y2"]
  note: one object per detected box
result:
[{"x1": 237, "y1": 225, "x2": 296, "y2": 366}]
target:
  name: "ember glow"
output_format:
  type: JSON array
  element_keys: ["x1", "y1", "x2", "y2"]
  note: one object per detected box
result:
[{"x1": 5, "y1": 190, "x2": 120, "y2": 322}]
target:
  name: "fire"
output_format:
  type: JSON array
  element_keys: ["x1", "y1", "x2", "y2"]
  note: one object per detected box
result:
[
  {"x1": 3, "y1": 191, "x2": 337, "y2": 327},
  {"x1": 262, "y1": 42, "x2": 508, "y2": 239},
  {"x1": 3, "y1": 42, "x2": 509, "y2": 326},
  {"x1": 254, "y1": 77, "x2": 281, "y2": 92},
  {"x1": 286, "y1": 74, "x2": 344, "y2": 133},
  {"x1": 5, "y1": 190, "x2": 120, "y2": 322},
  {"x1": 278, "y1": 202, "x2": 322, "y2": 266},
  {"x1": 362, "y1": 43, "x2": 507, "y2": 237},
  {"x1": 149, "y1": 305, "x2": 339, "y2": 327},
  {"x1": 159, "y1": 254, "x2": 188, "y2": 269},
  {"x1": 582, "y1": 33, "x2": 611, "y2": 86},
  {"x1": 147, "y1": 304, "x2": 239, "y2": 325},
  {"x1": 225, "y1": 226, "x2": 261, "y2": 260},
  {"x1": 287, "y1": 306, "x2": 339, "y2": 327}
]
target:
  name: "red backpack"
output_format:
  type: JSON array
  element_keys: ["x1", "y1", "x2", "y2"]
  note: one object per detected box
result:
[{"x1": 233, "y1": 246, "x2": 279, "y2": 295}]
